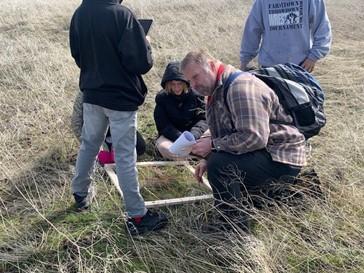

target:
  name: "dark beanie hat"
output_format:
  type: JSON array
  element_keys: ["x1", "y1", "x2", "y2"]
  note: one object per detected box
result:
[{"x1": 160, "y1": 61, "x2": 189, "y2": 89}]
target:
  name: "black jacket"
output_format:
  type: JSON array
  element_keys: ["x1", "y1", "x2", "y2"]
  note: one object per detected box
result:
[
  {"x1": 69, "y1": 0, "x2": 153, "y2": 111},
  {"x1": 154, "y1": 90, "x2": 208, "y2": 141}
]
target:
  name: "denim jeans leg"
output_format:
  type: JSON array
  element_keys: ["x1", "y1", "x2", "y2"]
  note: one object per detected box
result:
[
  {"x1": 72, "y1": 103, "x2": 108, "y2": 195},
  {"x1": 107, "y1": 110, "x2": 147, "y2": 217}
]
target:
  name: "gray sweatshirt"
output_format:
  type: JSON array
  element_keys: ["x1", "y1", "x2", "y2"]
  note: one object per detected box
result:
[{"x1": 240, "y1": 0, "x2": 332, "y2": 67}]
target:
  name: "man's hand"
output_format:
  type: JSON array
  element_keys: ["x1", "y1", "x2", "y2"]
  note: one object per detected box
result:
[
  {"x1": 240, "y1": 62, "x2": 248, "y2": 71},
  {"x1": 194, "y1": 159, "x2": 207, "y2": 183},
  {"x1": 191, "y1": 136, "x2": 212, "y2": 158},
  {"x1": 300, "y1": 58, "x2": 316, "y2": 73}
]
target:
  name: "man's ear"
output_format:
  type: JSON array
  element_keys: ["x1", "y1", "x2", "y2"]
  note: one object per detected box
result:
[{"x1": 208, "y1": 60, "x2": 216, "y2": 72}]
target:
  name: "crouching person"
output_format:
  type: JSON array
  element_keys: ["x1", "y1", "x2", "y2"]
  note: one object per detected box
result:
[
  {"x1": 154, "y1": 61, "x2": 208, "y2": 160},
  {"x1": 181, "y1": 50, "x2": 306, "y2": 231}
]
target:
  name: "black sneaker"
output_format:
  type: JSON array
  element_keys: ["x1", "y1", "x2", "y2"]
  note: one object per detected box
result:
[
  {"x1": 223, "y1": 212, "x2": 251, "y2": 232},
  {"x1": 126, "y1": 210, "x2": 168, "y2": 236},
  {"x1": 200, "y1": 210, "x2": 250, "y2": 233},
  {"x1": 73, "y1": 193, "x2": 93, "y2": 212}
]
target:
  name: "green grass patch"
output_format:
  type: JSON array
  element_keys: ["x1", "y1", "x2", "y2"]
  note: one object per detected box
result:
[{"x1": 138, "y1": 165, "x2": 209, "y2": 201}]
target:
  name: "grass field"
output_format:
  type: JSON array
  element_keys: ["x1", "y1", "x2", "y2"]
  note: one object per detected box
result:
[{"x1": 0, "y1": 0, "x2": 363, "y2": 272}]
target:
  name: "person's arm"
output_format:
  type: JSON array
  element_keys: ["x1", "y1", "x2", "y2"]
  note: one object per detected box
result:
[
  {"x1": 190, "y1": 96, "x2": 208, "y2": 139},
  {"x1": 307, "y1": 0, "x2": 332, "y2": 62},
  {"x1": 190, "y1": 120, "x2": 209, "y2": 140},
  {"x1": 300, "y1": 58, "x2": 317, "y2": 73},
  {"x1": 213, "y1": 77, "x2": 271, "y2": 154},
  {"x1": 154, "y1": 95, "x2": 182, "y2": 142},
  {"x1": 69, "y1": 13, "x2": 80, "y2": 68},
  {"x1": 194, "y1": 159, "x2": 208, "y2": 183},
  {"x1": 118, "y1": 11, "x2": 153, "y2": 75},
  {"x1": 240, "y1": 0, "x2": 264, "y2": 71},
  {"x1": 191, "y1": 136, "x2": 212, "y2": 158}
]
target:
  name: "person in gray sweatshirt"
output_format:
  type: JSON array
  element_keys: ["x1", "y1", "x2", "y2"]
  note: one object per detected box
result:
[{"x1": 240, "y1": 0, "x2": 332, "y2": 73}]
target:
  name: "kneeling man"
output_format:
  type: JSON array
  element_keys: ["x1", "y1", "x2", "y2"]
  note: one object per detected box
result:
[{"x1": 181, "y1": 50, "x2": 306, "y2": 229}]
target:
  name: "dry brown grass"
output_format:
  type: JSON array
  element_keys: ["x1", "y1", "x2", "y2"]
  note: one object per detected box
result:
[{"x1": 0, "y1": 0, "x2": 363, "y2": 272}]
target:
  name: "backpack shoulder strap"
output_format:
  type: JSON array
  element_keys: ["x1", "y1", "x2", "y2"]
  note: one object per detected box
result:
[
  {"x1": 221, "y1": 71, "x2": 245, "y2": 131},
  {"x1": 223, "y1": 71, "x2": 244, "y2": 111}
]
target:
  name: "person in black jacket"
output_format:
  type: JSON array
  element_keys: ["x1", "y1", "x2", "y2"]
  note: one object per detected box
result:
[
  {"x1": 154, "y1": 61, "x2": 209, "y2": 160},
  {"x1": 69, "y1": 0, "x2": 167, "y2": 235}
]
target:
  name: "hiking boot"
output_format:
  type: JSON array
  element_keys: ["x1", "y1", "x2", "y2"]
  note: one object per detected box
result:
[
  {"x1": 223, "y1": 212, "x2": 251, "y2": 232},
  {"x1": 199, "y1": 210, "x2": 250, "y2": 233},
  {"x1": 73, "y1": 187, "x2": 96, "y2": 212},
  {"x1": 126, "y1": 209, "x2": 168, "y2": 236}
]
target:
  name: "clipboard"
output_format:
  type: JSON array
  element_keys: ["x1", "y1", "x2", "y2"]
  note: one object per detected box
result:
[{"x1": 138, "y1": 19, "x2": 153, "y2": 35}]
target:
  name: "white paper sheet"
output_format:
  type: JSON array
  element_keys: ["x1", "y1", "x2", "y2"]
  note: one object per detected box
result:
[{"x1": 169, "y1": 131, "x2": 196, "y2": 157}]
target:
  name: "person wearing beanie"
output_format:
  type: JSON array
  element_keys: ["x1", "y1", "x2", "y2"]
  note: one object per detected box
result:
[{"x1": 153, "y1": 61, "x2": 209, "y2": 160}]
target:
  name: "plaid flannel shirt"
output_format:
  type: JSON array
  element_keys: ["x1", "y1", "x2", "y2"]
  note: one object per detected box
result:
[{"x1": 207, "y1": 65, "x2": 306, "y2": 166}]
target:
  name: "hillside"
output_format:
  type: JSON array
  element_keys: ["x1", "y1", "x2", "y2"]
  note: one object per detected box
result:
[{"x1": 0, "y1": 0, "x2": 363, "y2": 272}]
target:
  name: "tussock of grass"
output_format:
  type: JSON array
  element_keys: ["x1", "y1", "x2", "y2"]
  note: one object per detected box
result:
[{"x1": 1, "y1": 0, "x2": 364, "y2": 272}]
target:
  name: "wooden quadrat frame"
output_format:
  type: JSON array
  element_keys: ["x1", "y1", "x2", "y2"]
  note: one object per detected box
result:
[{"x1": 103, "y1": 161, "x2": 213, "y2": 208}]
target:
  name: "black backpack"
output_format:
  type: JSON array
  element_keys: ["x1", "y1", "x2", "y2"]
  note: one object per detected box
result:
[{"x1": 223, "y1": 63, "x2": 326, "y2": 139}]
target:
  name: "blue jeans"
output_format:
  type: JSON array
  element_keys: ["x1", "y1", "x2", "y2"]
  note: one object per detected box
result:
[{"x1": 71, "y1": 103, "x2": 147, "y2": 217}]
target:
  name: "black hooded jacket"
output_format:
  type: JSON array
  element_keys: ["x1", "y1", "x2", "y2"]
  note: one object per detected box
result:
[
  {"x1": 69, "y1": 0, "x2": 153, "y2": 111},
  {"x1": 154, "y1": 62, "x2": 208, "y2": 141}
]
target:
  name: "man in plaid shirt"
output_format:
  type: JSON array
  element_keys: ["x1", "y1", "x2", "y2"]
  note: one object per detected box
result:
[{"x1": 181, "y1": 50, "x2": 306, "y2": 230}]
